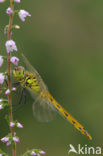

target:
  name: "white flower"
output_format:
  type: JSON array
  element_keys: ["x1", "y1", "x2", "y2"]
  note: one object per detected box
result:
[
  {"x1": 31, "y1": 151, "x2": 36, "y2": 156},
  {"x1": 0, "y1": 73, "x2": 5, "y2": 84},
  {"x1": 6, "y1": 7, "x2": 13, "y2": 15},
  {"x1": 39, "y1": 151, "x2": 46, "y2": 155},
  {"x1": 0, "y1": 99, "x2": 3, "y2": 102},
  {"x1": 5, "y1": 40, "x2": 17, "y2": 53},
  {"x1": 0, "y1": 0, "x2": 5, "y2": 3},
  {"x1": 10, "y1": 56, "x2": 19, "y2": 66},
  {"x1": 14, "y1": 0, "x2": 20, "y2": 3},
  {"x1": 18, "y1": 10, "x2": 31, "y2": 22},
  {"x1": 0, "y1": 99, "x2": 3, "y2": 110},
  {"x1": 12, "y1": 87, "x2": 16, "y2": 91},
  {"x1": 1, "y1": 137, "x2": 9, "y2": 143},
  {"x1": 6, "y1": 141, "x2": 11, "y2": 146},
  {"x1": 0, "y1": 56, "x2": 4, "y2": 67},
  {"x1": 5, "y1": 89, "x2": 10, "y2": 95},
  {"x1": 14, "y1": 25, "x2": 20, "y2": 29},
  {"x1": 0, "y1": 104, "x2": 3, "y2": 110},
  {"x1": 13, "y1": 137, "x2": 19, "y2": 143},
  {"x1": 17, "y1": 122, "x2": 23, "y2": 128},
  {"x1": 10, "y1": 122, "x2": 15, "y2": 127}
]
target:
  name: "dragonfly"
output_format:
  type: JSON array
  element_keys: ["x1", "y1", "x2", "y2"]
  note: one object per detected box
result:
[{"x1": 13, "y1": 54, "x2": 92, "y2": 140}]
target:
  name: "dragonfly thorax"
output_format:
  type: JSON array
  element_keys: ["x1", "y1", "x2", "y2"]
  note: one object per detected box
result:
[{"x1": 13, "y1": 66, "x2": 41, "y2": 93}]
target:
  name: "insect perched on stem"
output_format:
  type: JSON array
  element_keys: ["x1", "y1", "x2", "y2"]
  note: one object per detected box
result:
[{"x1": 13, "y1": 54, "x2": 92, "y2": 140}]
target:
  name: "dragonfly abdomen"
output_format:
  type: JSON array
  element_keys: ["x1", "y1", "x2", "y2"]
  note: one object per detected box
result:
[{"x1": 46, "y1": 92, "x2": 92, "y2": 140}]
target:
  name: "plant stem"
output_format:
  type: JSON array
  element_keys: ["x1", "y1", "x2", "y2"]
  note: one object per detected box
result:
[{"x1": 7, "y1": 0, "x2": 16, "y2": 156}]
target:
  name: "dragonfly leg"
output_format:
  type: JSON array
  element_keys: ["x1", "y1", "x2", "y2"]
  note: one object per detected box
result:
[
  {"x1": 23, "y1": 88, "x2": 26, "y2": 105},
  {"x1": 12, "y1": 82, "x2": 20, "y2": 87},
  {"x1": 13, "y1": 88, "x2": 27, "y2": 112},
  {"x1": 18, "y1": 88, "x2": 24, "y2": 105},
  {"x1": 13, "y1": 88, "x2": 25, "y2": 112}
]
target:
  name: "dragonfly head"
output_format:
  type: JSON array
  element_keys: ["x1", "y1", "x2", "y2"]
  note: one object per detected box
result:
[{"x1": 13, "y1": 66, "x2": 25, "y2": 81}]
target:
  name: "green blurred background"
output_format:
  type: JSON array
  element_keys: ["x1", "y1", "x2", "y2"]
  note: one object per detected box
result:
[{"x1": 0, "y1": 0, "x2": 103, "y2": 155}]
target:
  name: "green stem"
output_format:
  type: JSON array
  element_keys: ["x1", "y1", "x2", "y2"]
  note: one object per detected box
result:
[{"x1": 7, "y1": 0, "x2": 16, "y2": 156}]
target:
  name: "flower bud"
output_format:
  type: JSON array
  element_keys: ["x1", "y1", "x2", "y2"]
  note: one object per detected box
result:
[
  {"x1": 5, "y1": 40, "x2": 17, "y2": 53},
  {"x1": 39, "y1": 151, "x2": 46, "y2": 155},
  {"x1": 5, "y1": 89, "x2": 10, "y2": 95},
  {"x1": 13, "y1": 137, "x2": 19, "y2": 143},
  {"x1": 6, "y1": 7, "x2": 13, "y2": 15},
  {"x1": 10, "y1": 56, "x2": 19, "y2": 66},
  {"x1": 0, "y1": 0, "x2": 5, "y2": 3},
  {"x1": 10, "y1": 122, "x2": 15, "y2": 127},
  {"x1": 14, "y1": 0, "x2": 20, "y2": 3},
  {"x1": 17, "y1": 122, "x2": 23, "y2": 128},
  {"x1": 1, "y1": 137, "x2": 9, "y2": 143},
  {"x1": 31, "y1": 151, "x2": 36, "y2": 156},
  {"x1": 0, "y1": 56, "x2": 4, "y2": 67},
  {"x1": 6, "y1": 141, "x2": 11, "y2": 146},
  {"x1": 0, "y1": 73, "x2": 5, "y2": 84},
  {"x1": 18, "y1": 10, "x2": 31, "y2": 22}
]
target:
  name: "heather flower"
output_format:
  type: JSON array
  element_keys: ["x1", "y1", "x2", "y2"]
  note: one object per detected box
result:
[
  {"x1": 5, "y1": 40, "x2": 17, "y2": 53},
  {"x1": 14, "y1": 0, "x2": 20, "y2": 3},
  {"x1": 4, "y1": 27, "x2": 7, "y2": 35},
  {"x1": 6, "y1": 141, "x2": 11, "y2": 146},
  {"x1": 6, "y1": 7, "x2": 13, "y2": 15},
  {"x1": 0, "y1": 99, "x2": 2, "y2": 102},
  {"x1": 31, "y1": 151, "x2": 36, "y2": 156},
  {"x1": 0, "y1": 0, "x2": 5, "y2": 3},
  {"x1": 14, "y1": 25, "x2": 20, "y2": 29},
  {"x1": 0, "y1": 73, "x2": 5, "y2": 84},
  {"x1": 0, "y1": 99, "x2": 3, "y2": 110},
  {"x1": 0, "y1": 56, "x2": 4, "y2": 67},
  {"x1": 1, "y1": 137, "x2": 9, "y2": 143},
  {"x1": 10, "y1": 122, "x2": 15, "y2": 127},
  {"x1": 0, "y1": 154, "x2": 2, "y2": 156},
  {"x1": 39, "y1": 151, "x2": 46, "y2": 155},
  {"x1": 17, "y1": 122, "x2": 23, "y2": 128},
  {"x1": 12, "y1": 87, "x2": 16, "y2": 91},
  {"x1": 0, "y1": 104, "x2": 3, "y2": 110},
  {"x1": 5, "y1": 89, "x2": 10, "y2": 95},
  {"x1": 13, "y1": 137, "x2": 19, "y2": 143},
  {"x1": 10, "y1": 56, "x2": 19, "y2": 66},
  {"x1": 18, "y1": 10, "x2": 31, "y2": 22}
]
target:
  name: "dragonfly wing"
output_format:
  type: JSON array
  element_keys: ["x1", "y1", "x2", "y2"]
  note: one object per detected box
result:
[
  {"x1": 21, "y1": 54, "x2": 47, "y2": 91},
  {"x1": 32, "y1": 96, "x2": 56, "y2": 122},
  {"x1": 21, "y1": 54, "x2": 39, "y2": 74}
]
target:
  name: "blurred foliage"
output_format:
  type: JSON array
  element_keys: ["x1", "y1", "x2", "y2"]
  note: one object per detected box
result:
[{"x1": 0, "y1": 0, "x2": 103, "y2": 156}]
